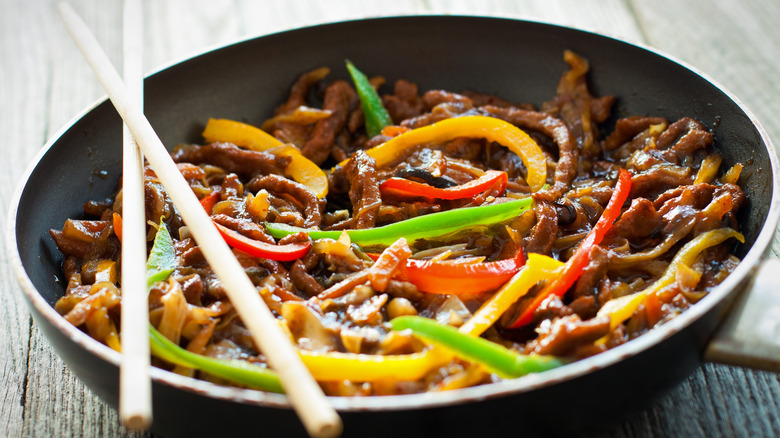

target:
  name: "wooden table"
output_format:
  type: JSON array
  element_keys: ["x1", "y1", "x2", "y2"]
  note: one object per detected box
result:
[{"x1": 3, "y1": 0, "x2": 780, "y2": 436}]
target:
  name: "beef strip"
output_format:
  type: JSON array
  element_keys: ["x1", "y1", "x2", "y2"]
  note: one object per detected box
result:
[
  {"x1": 609, "y1": 197, "x2": 663, "y2": 241},
  {"x1": 290, "y1": 260, "x2": 324, "y2": 296},
  {"x1": 573, "y1": 245, "x2": 610, "y2": 299},
  {"x1": 246, "y1": 174, "x2": 324, "y2": 228},
  {"x1": 527, "y1": 315, "x2": 611, "y2": 356},
  {"x1": 172, "y1": 142, "x2": 290, "y2": 180},
  {"x1": 274, "y1": 66, "x2": 330, "y2": 115},
  {"x1": 541, "y1": 50, "x2": 615, "y2": 173},
  {"x1": 657, "y1": 117, "x2": 714, "y2": 164},
  {"x1": 603, "y1": 116, "x2": 668, "y2": 151},
  {"x1": 629, "y1": 164, "x2": 694, "y2": 200},
  {"x1": 344, "y1": 150, "x2": 382, "y2": 229},
  {"x1": 301, "y1": 80, "x2": 356, "y2": 165},
  {"x1": 523, "y1": 201, "x2": 559, "y2": 256},
  {"x1": 480, "y1": 105, "x2": 578, "y2": 202},
  {"x1": 382, "y1": 79, "x2": 425, "y2": 123}
]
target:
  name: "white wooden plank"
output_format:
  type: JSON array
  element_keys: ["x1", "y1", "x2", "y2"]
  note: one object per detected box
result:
[
  {"x1": 1, "y1": 0, "x2": 54, "y2": 436},
  {"x1": 144, "y1": 0, "x2": 241, "y2": 71},
  {"x1": 236, "y1": 0, "x2": 430, "y2": 38},
  {"x1": 22, "y1": 326, "x2": 144, "y2": 437},
  {"x1": 425, "y1": 0, "x2": 645, "y2": 42}
]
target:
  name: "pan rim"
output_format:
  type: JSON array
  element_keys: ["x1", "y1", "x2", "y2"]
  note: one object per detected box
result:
[{"x1": 7, "y1": 14, "x2": 780, "y2": 413}]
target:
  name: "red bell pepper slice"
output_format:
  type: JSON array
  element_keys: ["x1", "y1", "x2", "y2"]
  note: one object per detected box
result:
[
  {"x1": 214, "y1": 222, "x2": 311, "y2": 262},
  {"x1": 368, "y1": 247, "x2": 526, "y2": 295},
  {"x1": 200, "y1": 191, "x2": 220, "y2": 215},
  {"x1": 379, "y1": 170, "x2": 508, "y2": 200},
  {"x1": 508, "y1": 168, "x2": 632, "y2": 328}
]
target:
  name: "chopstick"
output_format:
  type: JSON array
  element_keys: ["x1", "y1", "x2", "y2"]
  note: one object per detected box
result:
[
  {"x1": 57, "y1": 3, "x2": 343, "y2": 437},
  {"x1": 118, "y1": 0, "x2": 152, "y2": 430}
]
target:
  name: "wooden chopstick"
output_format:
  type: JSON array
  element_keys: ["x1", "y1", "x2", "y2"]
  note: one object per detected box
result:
[
  {"x1": 118, "y1": 0, "x2": 152, "y2": 430},
  {"x1": 57, "y1": 3, "x2": 343, "y2": 437}
]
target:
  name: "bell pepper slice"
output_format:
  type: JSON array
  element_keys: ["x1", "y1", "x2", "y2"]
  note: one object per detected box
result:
[
  {"x1": 112, "y1": 212, "x2": 123, "y2": 242},
  {"x1": 214, "y1": 222, "x2": 311, "y2": 262},
  {"x1": 597, "y1": 227, "x2": 744, "y2": 331},
  {"x1": 390, "y1": 316, "x2": 565, "y2": 379},
  {"x1": 368, "y1": 245, "x2": 526, "y2": 295},
  {"x1": 509, "y1": 168, "x2": 632, "y2": 328},
  {"x1": 338, "y1": 115, "x2": 547, "y2": 192},
  {"x1": 201, "y1": 118, "x2": 328, "y2": 198},
  {"x1": 199, "y1": 190, "x2": 220, "y2": 215},
  {"x1": 298, "y1": 348, "x2": 450, "y2": 382},
  {"x1": 346, "y1": 60, "x2": 393, "y2": 138},
  {"x1": 266, "y1": 197, "x2": 533, "y2": 247},
  {"x1": 459, "y1": 253, "x2": 565, "y2": 337},
  {"x1": 380, "y1": 170, "x2": 508, "y2": 201}
]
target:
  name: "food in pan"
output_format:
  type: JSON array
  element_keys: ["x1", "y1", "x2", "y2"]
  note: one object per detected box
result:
[{"x1": 50, "y1": 51, "x2": 745, "y2": 396}]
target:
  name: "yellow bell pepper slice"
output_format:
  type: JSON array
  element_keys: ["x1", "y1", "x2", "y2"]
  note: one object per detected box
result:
[
  {"x1": 266, "y1": 144, "x2": 329, "y2": 199},
  {"x1": 202, "y1": 118, "x2": 328, "y2": 198},
  {"x1": 274, "y1": 310, "x2": 451, "y2": 382},
  {"x1": 597, "y1": 227, "x2": 744, "y2": 332},
  {"x1": 338, "y1": 115, "x2": 548, "y2": 192},
  {"x1": 298, "y1": 348, "x2": 451, "y2": 382},
  {"x1": 460, "y1": 253, "x2": 564, "y2": 337}
]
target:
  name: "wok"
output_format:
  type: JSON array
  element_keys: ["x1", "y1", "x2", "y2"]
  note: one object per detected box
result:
[{"x1": 7, "y1": 15, "x2": 780, "y2": 437}]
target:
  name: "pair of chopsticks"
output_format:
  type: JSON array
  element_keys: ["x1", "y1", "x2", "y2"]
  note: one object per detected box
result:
[{"x1": 58, "y1": 3, "x2": 342, "y2": 437}]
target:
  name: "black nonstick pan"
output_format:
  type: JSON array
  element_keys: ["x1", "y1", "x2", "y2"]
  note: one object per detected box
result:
[{"x1": 8, "y1": 16, "x2": 779, "y2": 437}]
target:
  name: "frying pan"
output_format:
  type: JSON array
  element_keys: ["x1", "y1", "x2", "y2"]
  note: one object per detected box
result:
[{"x1": 7, "y1": 16, "x2": 780, "y2": 437}]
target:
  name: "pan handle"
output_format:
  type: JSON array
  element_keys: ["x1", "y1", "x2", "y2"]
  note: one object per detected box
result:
[{"x1": 704, "y1": 257, "x2": 780, "y2": 371}]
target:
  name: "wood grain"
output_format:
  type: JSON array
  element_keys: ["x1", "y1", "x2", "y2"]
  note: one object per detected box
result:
[{"x1": 3, "y1": 0, "x2": 779, "y2": 437}]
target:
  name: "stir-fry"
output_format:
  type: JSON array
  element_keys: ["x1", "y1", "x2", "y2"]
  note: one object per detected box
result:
[{"x1": 50, "y1": 51, "x2": 745, "y2": 396}]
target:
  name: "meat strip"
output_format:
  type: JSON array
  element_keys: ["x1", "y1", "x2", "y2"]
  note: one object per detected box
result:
[
  {"x1": 523, "y1": 200, "x2": 558, "y2": 256},
  {"x1": 382, "y1": 79, "x2": 425, "y2": 124},
  {"x1": 603, "y1": 116, "x2": 668, "y2": 151},
  {"x1": 541, "y1": 51, "x2": 614, "y2": 168},
  {"x1": 345, "y1": 150, "x2": 382, "y2": 229},
  {"x1": 274, "y1": 66, "x2": 330, "y2": 115},
  {"x1": 528, "y1": 314, "x2": 611, "y2": 356},
  {"x1": 246, "y1": 174, "x2": 324, "y2": 228},
  {"x1": 609, "y1": 197, "x2": 663, "y2": 241},
  {"x1": 573, "y1": 245, "x2": 610, "y2": 299},
  {"x1": 481, "y1": 105, "x2": 577, "y2": 202},
  {"x1": 172, "y1": 142, "x2": 290, "y2": 180},
  {"x1": 421, "y1": 90, "x2": 475, "y2": 111},
  {"x1": 657, "y1": 118, "x2": 714, "y2": 164},
  {"x1": 301, "y1": 80, "x2": 356, "y2": 165},
  {"x1": 629, "y1": 164, "x2": 693, "y2": 200},
  {"x1": 290, "y1": 259, "x2": 324, "y2": 297}
]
